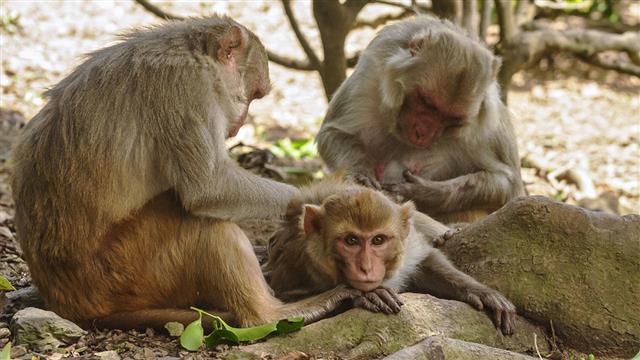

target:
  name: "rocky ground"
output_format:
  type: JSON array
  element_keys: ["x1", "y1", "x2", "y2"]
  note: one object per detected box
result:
[{"x1": 0, "y1": 1, "x2": 638, "y2": 359}]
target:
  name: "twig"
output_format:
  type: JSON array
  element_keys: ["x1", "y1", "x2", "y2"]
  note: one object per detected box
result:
[
  {"x1": 133, "y1": 0, "x2": 183, "y2": 20},
  {"x1": 267, "y1": 51, "x2": 315, "y2": 71},
  {"x1": 353, "y1": 9, "x2": 413, "y2": 29},
  {"x1": 281, "y1": 0, "x2": 322, "y2": 70},
  {"x1": 371, "y1": 0, "x2": 415, "y2": 12},
  {"x1": 534, "y1": 333, "x2": 544, "y2": 360}
]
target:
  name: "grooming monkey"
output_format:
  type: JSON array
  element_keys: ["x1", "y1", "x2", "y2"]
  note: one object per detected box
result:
[
  {"x1": 317, "y1": 16, "x2": 525, "y2": 224},
  {"x1": 265, "y1": 178, "x2": 516, "y2": 335},
  {"x1": 10, "y1": 16, "x2": 362, "y2": 329}
]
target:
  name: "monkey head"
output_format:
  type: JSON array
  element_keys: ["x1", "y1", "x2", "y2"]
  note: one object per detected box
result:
[
  {"x1": 205, "y1": 21, "x2": 271, "y2": 138},
  {"x1": 301, "y1": 189, "x2": 414, "y2": 292},
  {"x1": 380, "y1": 20, "x2": 501, "y2": 149}
]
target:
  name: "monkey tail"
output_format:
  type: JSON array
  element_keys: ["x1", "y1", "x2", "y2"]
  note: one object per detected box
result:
[{"x1": 88, "y1": 309, "x2": 235, "y2": 331}]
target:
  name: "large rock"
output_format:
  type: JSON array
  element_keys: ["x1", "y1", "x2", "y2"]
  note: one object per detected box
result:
[
  {"x1": 11, "y1": 307, "x2": 86, "y2": 352},
  {"x1": 383, "y1": 336, "x2": 539, "y2": 360},
  {"x1": 441, "y1": 196, "x2": 640, "y2": 358},
  {"x1": 230, "y1": 293, "x2": 548, "y2": 359}
]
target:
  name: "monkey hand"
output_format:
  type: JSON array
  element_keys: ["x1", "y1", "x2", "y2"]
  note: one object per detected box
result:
[
  {"x1": 354, "y1": 287, "x2": 404, "y2": 315},
  {"x1": 465, "y1": 286, "x2": 516, "y2": 335},
  {"x1": 345, "y1": 171, "x2": 382, "y2": 190},
  {"x1": 432, "y1": 228, "x2": 461, "y2": 247},
  {"x1": 384, "y1": 170, "x2": 445, "y2": 204}
]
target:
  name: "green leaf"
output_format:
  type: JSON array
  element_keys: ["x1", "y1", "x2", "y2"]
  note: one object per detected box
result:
[
  {"x1": 0, "y1": 276, "x2": 15, "y2": 291},
  {"x1": 189, "y1": 308, "x2": 304, "y2": 348},
  {"x1": 180, "y1": 318, "x2": 204, "y2": 351},
  {"x1": 588, "y1": 355, "x2": 596, "y2": 360},
  {"x1": 164, "y1": 321, "x2": 184, "y2": 337},
  {"x1": 276, "y1": 317, "x2": 304, "y2": 334},
  {"x1": 0, "y1": 342, "x2": 10, "y2": 360}
]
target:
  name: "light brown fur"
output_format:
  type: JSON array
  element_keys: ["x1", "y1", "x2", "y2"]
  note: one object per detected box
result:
[
  {"x1": 317, "y1": 16, "x2": 525, "y2": 224},
  {"x1": 10, "y1": 16, "x2": 358, "y2": 329},
  {"x1": 265, "y1": 179, "x2": 516, "y2": 334}
]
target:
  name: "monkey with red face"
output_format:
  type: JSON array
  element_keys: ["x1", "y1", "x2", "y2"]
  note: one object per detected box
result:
[
  {"x1": 265, "y1": 178, "x2": 516, "y2": 335},
  {"x1": 317, "y1": 16, "x2": 525, "y2": 224}
]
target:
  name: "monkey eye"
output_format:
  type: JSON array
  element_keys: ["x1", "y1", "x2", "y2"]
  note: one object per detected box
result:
[
  {"x1": 446, "y1": 116, "x2": 465, "y2": 127},
  {"x1": 344, "y1": 234, "x2": 360, "y2": 246},
  {"x1": 420, "y1": 97, "x2": 438, "y2": 112},
  {"x1": 371, "y1": 235, "x2": 386, "y2": 246}
]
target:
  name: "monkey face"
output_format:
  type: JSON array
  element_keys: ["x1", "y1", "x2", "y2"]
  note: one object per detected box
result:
[{"x1": 335, "y1": 232, "x2": 396, "y2": 291}]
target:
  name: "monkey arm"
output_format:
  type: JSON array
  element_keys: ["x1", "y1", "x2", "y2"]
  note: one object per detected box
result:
[
  {"x1": 179, "y1": 159, "x2": 300, "y2": 221},
  {"x1": 409, "y1": 249, "x2": 516, "y2": 335},
  {"x1": 169, "y1": 125, "x2": 299, "y2": 221},
  {"x1": 390, "y1": 169, "x2": 520, "y2": 213},
  {"x1": 316, "y1": 126, "x2": 381, "y2": 188}
]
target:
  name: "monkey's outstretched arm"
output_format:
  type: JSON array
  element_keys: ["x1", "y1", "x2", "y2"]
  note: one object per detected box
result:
[
  {"x1": 171, "y1": 126, "x2": 299, "y2": 221},
  {"x1": 409, "y1": 249, "x2": 516, "y2": 335},
  {"x1": 388, "y1": 169, "x2": 520, "y2": 213}
]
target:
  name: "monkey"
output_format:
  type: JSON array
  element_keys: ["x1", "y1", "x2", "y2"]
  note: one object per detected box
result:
[
  {"x1": 264, "y1": 178, "x2": 516, "y2": 335},
  {"x1": 9, "y1": 16, "x2": 363, "y2": 330},
  {"x1": 316, "y1": 16, "x2": 525, "y2": 224}
]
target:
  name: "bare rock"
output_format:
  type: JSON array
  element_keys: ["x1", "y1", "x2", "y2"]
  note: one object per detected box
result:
[
  {"x1": 383, "y1": 336, "x2": 539, "y2": 360},
  {"x1": 441, "y1": 196, "x2": 640, "y2": 357},
  {"x1": 231, "y1": 293, "x2": 548, "y2": 359},
  {"x1": 95, "y1": 350, "x2": 122, "y2": 360},
  {"x1": 11, "y1": 307, "x2": 86, "y2": 352}
]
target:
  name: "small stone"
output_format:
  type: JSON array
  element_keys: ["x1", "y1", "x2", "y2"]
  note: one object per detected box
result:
[
  {"x1": 11, "y1": 307, "x2": 86, "y2": 352},
  {"x1": 10, "y1": 345, "x2": 27, "y2": 358},
  {"x1": 95, "y1": 350, "x2": 122, "y2": 360},
  {"x1": 0, "y1": 327, "x2": 10, "y2": 338}
]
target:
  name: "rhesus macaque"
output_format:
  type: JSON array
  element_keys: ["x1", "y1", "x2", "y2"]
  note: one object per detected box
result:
[
  {"x1": 10, "y1": 16, "x2": 361, "y2": 329},
  {"x1": 317, "y1": 16, "x2": 525, "y2": 223},
  {"x1": 265, "y1": 179, "x2": 516, "y2": 335}
]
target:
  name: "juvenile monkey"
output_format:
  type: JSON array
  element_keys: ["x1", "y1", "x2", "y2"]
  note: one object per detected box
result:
[
  {"x1": 10, "y1": 16, "x2": 360, "y2": 329},
  {"x1": 317, "y1": 16, "x2": 525, "y2": 223},
  {"x1": 265, "y1": 179, "x2": 516, "y2": 335}
]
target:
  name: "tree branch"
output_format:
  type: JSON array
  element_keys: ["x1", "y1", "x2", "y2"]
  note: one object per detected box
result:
[
  {"x1": 352, "y1": 9, "x2": 413, "y2": 29},
  {"x1": 479, "y1": 0, "x2": 492, "y2": 42},
  {"x1": 495, "y1": 0, "x2": 517, "y2": 44},
  {"x1": 462, "y1": 0, "x2": 479, "y2": 36},
  {"x1": 498, "y1": 26, "x2": 640, "y2": 102},
  {"x1": 577, "y1": 53, "x2": 640, "y2": 77},
  {"x1": 281, "y1": 0, "x2": 322, "y2": 70},
  {"x1": 133, "y1": 0, "x2": 183, "y2": 20},
  {"x1": 267, "y1": 51, "x2": 315, "y2": 71}
]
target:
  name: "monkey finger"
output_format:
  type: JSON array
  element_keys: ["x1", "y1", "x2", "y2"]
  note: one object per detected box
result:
[
  {"x1": 493, "y1": 307, "x2": 503, "y2": 331},
  {"x1": 365, "y1": 292, "x2": 394, "y2": 314},
  {"x1": 502, "y1": 311, "x2": 514, "y2": 335},
  {"x1": 402, "y1": 169, "x2": 426, "y2": 184},
  {"x1": 354, "y1": 297, "x2": 380, "y2": 313},
  {"x1": 466, "y1": 293, "x2": 484, "y2": 310},
  {"x1": 374, "y1": 288, "x2": 403, "y2": 313}
]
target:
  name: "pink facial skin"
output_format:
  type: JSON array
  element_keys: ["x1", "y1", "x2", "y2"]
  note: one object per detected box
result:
[{"x1": 335, "y1": 233, "x2": 391, "y2": 292}]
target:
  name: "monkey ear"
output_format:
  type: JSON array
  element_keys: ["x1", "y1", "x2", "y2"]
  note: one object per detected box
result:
[
  {"x1": 399, "y1": 201, "x2": 415, "y2": 229},
  {"x1": 302, "y1": 204, "x2": 324, "y2": 236},
  {"x1": 216, "y1": 26, "x2": 245, "y2": 63},
  {"x1": 409, "y1": 31, "x2": 430, "y2": 56}
]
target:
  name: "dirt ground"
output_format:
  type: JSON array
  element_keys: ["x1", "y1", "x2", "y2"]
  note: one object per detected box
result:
[{"x1": 0, "y1": 1, "x2": 638, "y2": 358}]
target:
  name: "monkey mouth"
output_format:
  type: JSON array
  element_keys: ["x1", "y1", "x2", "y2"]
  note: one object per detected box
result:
[{"x1": 348, "y1": 279, "x2": 382, "y2": 292}]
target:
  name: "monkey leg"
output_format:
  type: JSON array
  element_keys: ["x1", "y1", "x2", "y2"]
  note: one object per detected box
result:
[
  {"x1": 74, "y1": 193, "x2": 359, "y2": 329},
  {"x1": 409, "y1": 249, "x2": 516, "y2": 335}
]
